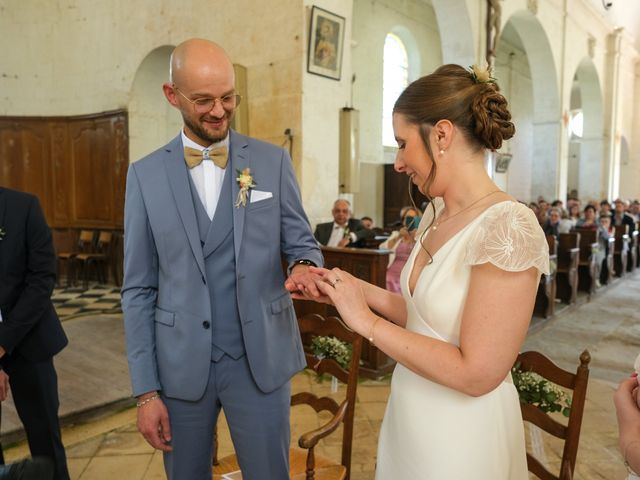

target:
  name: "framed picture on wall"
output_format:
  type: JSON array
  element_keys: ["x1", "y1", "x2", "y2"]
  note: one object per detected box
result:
[
  {"x1": 307, "y1": 6, "x2": 345, "y2": 81},
  {"x1": 495, "y1": 152, "x2": 512, "y2": 173}
]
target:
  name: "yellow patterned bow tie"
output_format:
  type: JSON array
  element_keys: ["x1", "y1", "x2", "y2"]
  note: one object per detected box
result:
[{"x1": 184, "y1": 145, "x2": 228, "y2": 169}]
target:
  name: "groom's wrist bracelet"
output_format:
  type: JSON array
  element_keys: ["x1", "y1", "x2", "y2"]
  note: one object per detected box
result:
[{"x1": 136, "y1": 394, "x2": 160, "y2": 408}]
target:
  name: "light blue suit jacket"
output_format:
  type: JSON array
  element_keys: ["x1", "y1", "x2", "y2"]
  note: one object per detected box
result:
[{"x1": 122, "y1": 130, "x2": 322, "y2": 401}]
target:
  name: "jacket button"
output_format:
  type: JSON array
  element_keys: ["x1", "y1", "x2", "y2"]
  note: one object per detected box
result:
[
  {"x1": 202, "y1": 275, "x2": 206, "y2": 285},
  {"x1": 201, "y1": 240, "x2": 205, "y2": 247},
  {"x1": 202, "y1": 321, "x2": 210, "y2": 329}
]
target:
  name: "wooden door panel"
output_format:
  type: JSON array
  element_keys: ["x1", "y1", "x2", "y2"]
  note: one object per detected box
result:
[{"x1": 0, "y1": 110, "x2": 128, "y2": 229}]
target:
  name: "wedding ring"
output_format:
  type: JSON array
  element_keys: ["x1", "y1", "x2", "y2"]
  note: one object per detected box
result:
[{"x1": 328, "y1": 279, "x2": 337, "y2": 288}]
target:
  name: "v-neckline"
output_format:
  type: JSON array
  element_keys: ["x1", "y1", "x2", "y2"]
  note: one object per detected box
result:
[{"x1": 407, "y1": 200, "x2": 514, "y2": 298}]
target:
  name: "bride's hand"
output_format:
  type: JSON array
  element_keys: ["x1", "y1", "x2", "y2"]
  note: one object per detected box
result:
[{"x1": 313, "y1": 267, "x2": 371, "y2": 334}]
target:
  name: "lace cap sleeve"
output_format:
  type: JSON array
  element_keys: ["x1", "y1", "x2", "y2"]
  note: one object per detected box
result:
[{"x1": 464, "y1": 202, "x2": 550, "y2": 275}]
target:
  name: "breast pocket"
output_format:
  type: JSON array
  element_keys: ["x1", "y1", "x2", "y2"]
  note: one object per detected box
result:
[{"x1": 247, "y1": 197, "x2": 275, "y2": 212}]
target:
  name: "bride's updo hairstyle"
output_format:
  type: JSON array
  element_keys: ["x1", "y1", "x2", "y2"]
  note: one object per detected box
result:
[
  {"x1": 394, "y1": 65, "x2": 514, "y2": 195},
  {"x1": 394, "y1": 64, "x2": 515, "y2": 261}
]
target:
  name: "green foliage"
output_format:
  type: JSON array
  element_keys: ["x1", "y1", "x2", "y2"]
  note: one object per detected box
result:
[
  {"x1": 311, "y1": 335, "x2": 352, "y2": 369},
  {"x1": 511, "y1": 363, "x2": 571, "y2": 417}
]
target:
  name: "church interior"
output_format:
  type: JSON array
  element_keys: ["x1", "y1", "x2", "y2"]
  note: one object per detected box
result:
[{"x1": 1, "y1": 0, "x2": 640, "y2": 479}]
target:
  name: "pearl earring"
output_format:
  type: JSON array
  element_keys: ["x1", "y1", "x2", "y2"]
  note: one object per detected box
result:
[{"x1": 439, "y1": 149, "x2": 445, "y2": 155}]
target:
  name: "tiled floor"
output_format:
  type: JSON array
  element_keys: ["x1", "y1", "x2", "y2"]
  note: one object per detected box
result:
[
  {"x1": 2, "y1": 272, "x2": 639, "y2": 479},
  {"x1": 52, "y1": 285, "x2": 121, "y2": 319}
]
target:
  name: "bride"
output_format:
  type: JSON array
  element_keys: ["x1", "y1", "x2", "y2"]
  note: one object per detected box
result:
[{"x1": 291, "y1": 64, "x2": 549, "y2": 479}]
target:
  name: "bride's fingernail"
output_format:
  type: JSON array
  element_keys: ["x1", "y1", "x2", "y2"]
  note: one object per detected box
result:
[{"x1": 632, "y1": 372, "x2": 638, "y2": 378}]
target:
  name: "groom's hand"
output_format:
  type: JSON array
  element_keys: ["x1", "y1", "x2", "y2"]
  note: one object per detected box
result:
[
  {"x1": 137, "y1": 392, "x2": 173, "y2": 452},
  {"x1": 285, "y1": 264, "x2": 322, "y2": 299}
]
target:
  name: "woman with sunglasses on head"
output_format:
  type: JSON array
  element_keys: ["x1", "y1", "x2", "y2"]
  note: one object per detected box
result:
[{"x1": 293, "y1": 64, "x2": 549, "y2": 479}]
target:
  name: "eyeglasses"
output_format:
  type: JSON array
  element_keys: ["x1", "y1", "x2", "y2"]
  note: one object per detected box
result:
[{"x1": 174, "y1": 87, "x2": 242, "y2": 113}]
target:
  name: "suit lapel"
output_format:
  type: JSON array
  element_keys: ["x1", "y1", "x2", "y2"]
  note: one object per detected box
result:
[
  {"x1": 163, "y1": 136, "x2": 206, "y2": 278},
  {"x1": 230, "y1": 130, "x2": 250, "y2": 261}
]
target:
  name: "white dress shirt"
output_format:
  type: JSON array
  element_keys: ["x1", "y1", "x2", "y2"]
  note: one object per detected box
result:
[
  {"x1": 181, "y1": 130, "x2": 229, "y2": 220},
  {"x1": 327, "y1": 222, "x2": 356, "y2": 247}
]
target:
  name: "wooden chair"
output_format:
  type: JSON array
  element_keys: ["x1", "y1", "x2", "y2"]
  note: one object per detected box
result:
[
  {"x1": 534, "y1": 235, "x2": 557, "y2": 318},
  {"x1": 517, "y1": 350, "x2": 590, "y2": 480},
  {"x1": 599, "y1": 236, "x2": 615, "y2": 285},
  {"x1": 555, "y1": 233, "x2": 580, "y2": 304},
  {"x1": 74, "y1": 230, "x2": 113, "y2": 289},
  {"x1": 572, "y1": 228, "x2": 599, "y2": 296},
  {"x1": 56, "y1": 229, "x2": 95, "y2": 287},
  {"x1": 213, "y1": 314, "x2": 363, "y2": 480}
]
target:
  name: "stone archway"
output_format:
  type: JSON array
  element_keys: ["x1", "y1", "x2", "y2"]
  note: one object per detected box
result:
[
  {"x1": 128, "y1": 46, "x2": 182, "y2": 164},
  {"x1": 431, "y1": 0, "x2": 475, "y2": 66},
  {"x1": 567, "y1": 58, "x2": 605, "y2": 201},
  {"x1": 494, "y1": 10, "x2": 560, "y2": 202}
]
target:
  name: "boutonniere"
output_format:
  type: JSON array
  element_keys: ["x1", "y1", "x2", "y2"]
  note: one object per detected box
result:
[
  {"x1": 343, "y1": 227, "x2": 350, "y2": 239},
  {"x1": 235, "y1": 168, "x2": 257, "y2": 208},
  {"x1": 0, "y1": 227, "x2": 5, "y2": 241}
]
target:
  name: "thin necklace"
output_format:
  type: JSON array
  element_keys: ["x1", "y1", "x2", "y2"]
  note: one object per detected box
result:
[{"x1": 431, "y1": 190, "x2": 502, "y2": 231}]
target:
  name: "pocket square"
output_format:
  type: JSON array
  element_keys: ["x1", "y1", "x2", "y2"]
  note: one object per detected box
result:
[{"x1": 250, "y1": 190, "x2": 273, "y2": 203}]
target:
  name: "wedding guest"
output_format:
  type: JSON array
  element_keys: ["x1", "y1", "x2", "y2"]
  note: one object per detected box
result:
[
  {"x1": 567, "y1": 203, "x2": 581, "y2": 229},
  {"x1": 0, "y1": 188, "x2": 69, "y2": 480},
  {"x1": 380, "y1": 206, "x2": 421, "y2": 292},
  {"x1": 314, "y1": 199, "x2": 374, "y2": 248},
  {"x1": 612, "y1": 199, "x2": 636, "y2": 233},
  {"x1": 360, "y1": 216, "x2": 375, "y2": 230},
  {"x1": 542, "y1": 207, "x2": 561, "y2": 237},
  {"x1": 576, "y1": 204, "x2": 598, "y2": 229},
  {"x1": 614, "y1": 374, "x2": 640, "y2": 479}
]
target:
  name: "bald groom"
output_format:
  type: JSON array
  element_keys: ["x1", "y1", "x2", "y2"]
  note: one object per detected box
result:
[{"x1": 122, "y1": 39, "x2": 322, "y2": 480}]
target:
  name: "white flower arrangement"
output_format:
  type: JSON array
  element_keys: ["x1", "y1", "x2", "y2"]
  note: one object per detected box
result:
[
  {"x1": 512, "y1": 363, "x2": 572, "y2": 417},
  {"x1": 311, "y1": 335, "x2": 352, "y2": 370}
]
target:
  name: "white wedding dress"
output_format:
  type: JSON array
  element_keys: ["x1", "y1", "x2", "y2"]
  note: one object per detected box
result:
[{"x1": 375, "y1": 200, "x2": 550, "y2": 480}]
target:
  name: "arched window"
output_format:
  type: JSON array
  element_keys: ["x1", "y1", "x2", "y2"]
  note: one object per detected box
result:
[{"x1": 382, "y1": 33, "x2": 409, "y2": 147}]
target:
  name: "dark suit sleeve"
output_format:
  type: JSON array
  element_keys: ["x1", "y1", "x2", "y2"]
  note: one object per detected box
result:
[
  {"x1": 350, "y1": 219, "x2": 375, "y2": 243},
  {"x1": 0, "y1": 196, "x2": 56, "y2": 355}
]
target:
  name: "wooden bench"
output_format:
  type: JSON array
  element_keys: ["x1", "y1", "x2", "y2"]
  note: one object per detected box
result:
[
  {"x1": 572, "y1": 227, "x2": 599, "y2": 297},
  {"x1": 556, "y1": 233, "x2": 580, "y2": 304},
  {"x1": 628, "y1": 229, "x2": 638, "y2": 273},
  {"x1": 636, "y1": 222, "x2": 640, "y2": 269},
  {"x1": 600, "y1": 236, "x2": 615, "y2": 285},
  {"x1": 613, "y1": 225, "x2": 630, "y2": 278},
  {"x1": 534, "y1": 235, "x2": 557, "y2": 318}
]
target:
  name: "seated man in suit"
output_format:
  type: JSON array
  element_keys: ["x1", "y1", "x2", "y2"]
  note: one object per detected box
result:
[
  {"x1": 612, "y1": 198, "x2": 636, "y2": 233},
  {"x1": 314, "y1": 199, "x2": 374, "y2": 248}
]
